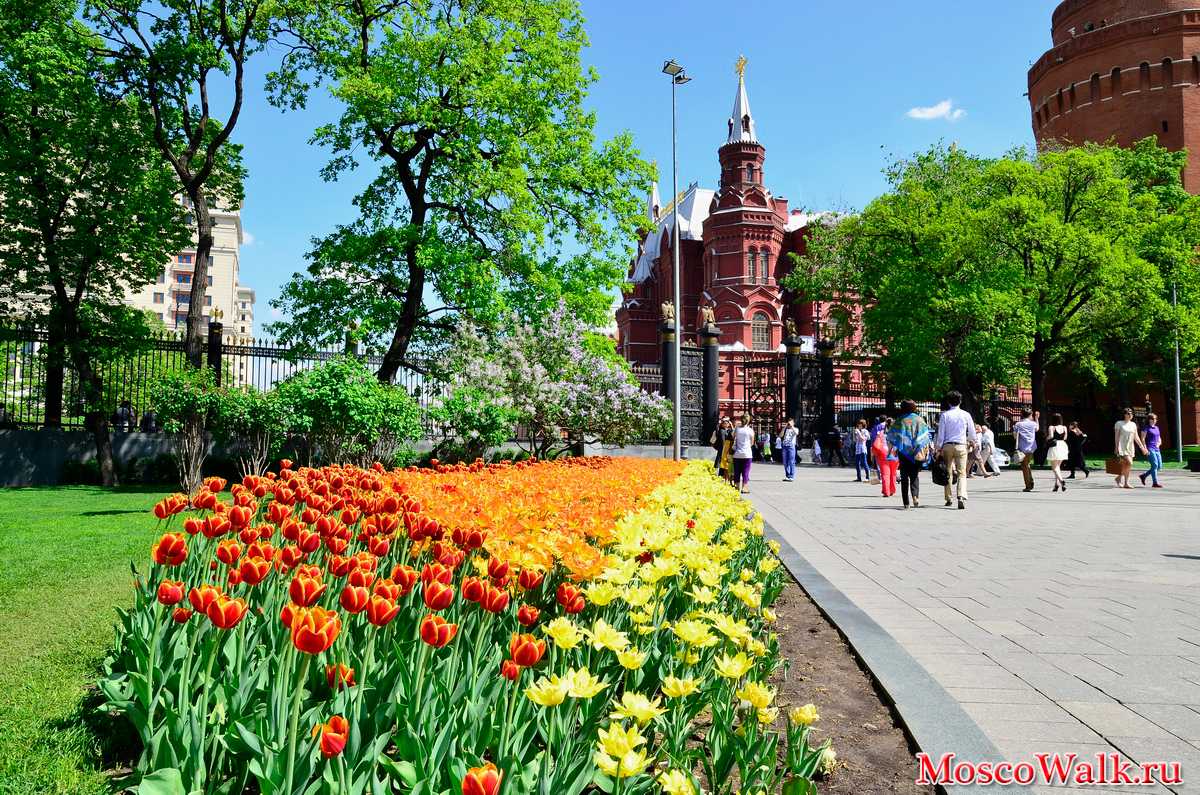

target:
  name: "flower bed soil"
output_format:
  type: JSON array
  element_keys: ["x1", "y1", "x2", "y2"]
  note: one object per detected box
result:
[{"x1": 771, "y1": 580, "x2": 934, "y2": 794}]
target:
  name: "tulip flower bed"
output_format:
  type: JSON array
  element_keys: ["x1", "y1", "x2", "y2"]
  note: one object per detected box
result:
[{"x1": 101, "y1": 456, "x2": 832, "y2": 795}]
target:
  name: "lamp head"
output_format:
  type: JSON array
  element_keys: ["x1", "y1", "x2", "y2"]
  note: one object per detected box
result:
[{"x1": 662, "y1": 59, "x2": 683, "y2": 76}]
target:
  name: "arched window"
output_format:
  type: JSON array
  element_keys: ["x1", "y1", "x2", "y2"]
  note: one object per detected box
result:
[
  {"x1": 1193, "y1": 55, "x2": 1199, "y2": 83},
  {"x1": 745, "y1": 165, "x2": 754, "y2": 183},
  {"x1": 1090, "y1": 73, "x2": 1101, "y2": 102},
  {"x1": 1112, "y1": 66, "x2": 1122, "y2": 96},
  {"x1": 741, "y1": 114, "x2": 751, "y2": 134},
  {"x1": 760, "y1": 250, "x2": 770, "y2": 282},
  {"x1": 1056, "y1": 88, "x2": 1064, "y2": 114},
  {"x1": 1068, "y1": 82, "x2": 1076, "y2": 109},
  {"x1": 1163, "y1": 58, "x2": 1174, "y2": 87},
  {"x1": 746, "y1": 248, "x2": 756, "y2": 279},
  {"x1": 751, "y1": 312, "x2": 770, "y2": 351},
  {"x1": 1140, "y1": 61, "x2": 1151, "y2": 91}
]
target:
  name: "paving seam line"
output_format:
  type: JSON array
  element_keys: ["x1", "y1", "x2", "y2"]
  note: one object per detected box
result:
[{"x1": 758, "y1": 510, "x2": 1031, "y2": 795}]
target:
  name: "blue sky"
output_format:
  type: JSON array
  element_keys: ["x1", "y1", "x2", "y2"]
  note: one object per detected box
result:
[{"x1": 235, "y1": 0, "x2": 1058, "y2": 335}]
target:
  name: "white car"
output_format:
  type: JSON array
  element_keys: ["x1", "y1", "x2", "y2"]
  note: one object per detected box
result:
[{"x1": 992, "y1": 448, "x2": 1012, "y2": 469}]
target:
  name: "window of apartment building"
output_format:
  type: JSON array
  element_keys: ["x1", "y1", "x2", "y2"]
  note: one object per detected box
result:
[
  {"x1": 157, "y1": 271, "x2": 165, "y2": 283},
  {"x1": 178, "y1": 294, "x2": 190, "y2": 304},
  {"x1": 208, "y1": 256, "x2": 214, "y2": 266},
  {"x1": 178, "y1": 254, "x2": 193, "y2": 264},
  {"x1": 158, "y1": 313, "x2": 164, "y2": 321},
  {"x1": 207, "y1": 275, "x2": 213, "y2": 286},
  {"x1": 175, "y1": 273, "x2": 191, "y2": 284},
  {"x1": 153, "y1": 293, "x2": 164, "y2": 304},
  {"x1": 205, "y1": 296, "x2": 212, "y2": 306}
]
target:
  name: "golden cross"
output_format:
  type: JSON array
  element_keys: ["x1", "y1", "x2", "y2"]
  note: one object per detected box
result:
[{"x1": 735, "y1": 55, "x2": 747, "y2": 78}]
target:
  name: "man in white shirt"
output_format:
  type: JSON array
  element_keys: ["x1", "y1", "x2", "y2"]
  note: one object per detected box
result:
[
  {"x1": 1013, "y1": 408, "x2": 1040, "y2": 492},
  {"x1": 934, "y1": 391, "x2": 978, "y2": 509}
]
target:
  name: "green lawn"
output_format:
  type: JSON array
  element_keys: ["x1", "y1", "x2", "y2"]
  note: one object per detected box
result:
[{"x1": 0, "y1": 486, "x2": 163, "y2": 795}]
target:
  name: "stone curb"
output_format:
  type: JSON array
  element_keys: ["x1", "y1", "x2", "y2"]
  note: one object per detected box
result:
[{"x1": 760, "y1": 516, "x2": 1032, "y2": 795}]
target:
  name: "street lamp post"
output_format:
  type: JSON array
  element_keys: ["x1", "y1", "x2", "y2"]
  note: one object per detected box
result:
[
  {"x1": 1173, "y1": 281, "x2": 1184, "y2": 463},
  {"x1": 663, "y1": 59, "x2": 690, "y2": 461}
]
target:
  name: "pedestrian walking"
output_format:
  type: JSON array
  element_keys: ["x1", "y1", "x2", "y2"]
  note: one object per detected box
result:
[
  {"x1": 1014, "y1": 408, "x2": 1039, "y2": 492},
  {"x1": 887, "y1": 400, "x2": 931, "y2": 508},
  {"x1": 933, "y1": 391, "x2": 977, "y2": 509},
  {"x1": 1045, "y1": 413, "x2": 1069, "y2": 493},
  {"x1": 824, "y1": 424, "x2": 847, "y2": 466},
  {"x1": 1066, "y1": 421, "x2": 1090, "y2": 479},
  {"x1": 1139, "y1": 413, "x2": 1164, "y2": 488},
  {"x1": 852, "y1": 419, "x2": 871, "y2": 482},
  {"x1": 868, "y1": 415, "x2": 886, "y2": 479},
  {"x1": 980, "y1": 422, "x2": 1000, "y2": 476},
  {"x1": 1113, "y1": 407, "x2": 1148, "y2": 489},
  {"x1": 732, "y1": 414, "x2": 755, "y2": 494},
  {"x1": 711, "y1": 417, "x2": 733, "y2": 477},
  {"x1": 873, "y1": 417, "x2": 898, "y2": 497},
  {"x1": 780, "y1": 418, "x2": 799, "y2": 481},
  {"x1": 757, "y1": 427, "x2": 772, "y2": 463},
  {"x1": 967, "y1": 424, "x2": 988, "y2": 478}
]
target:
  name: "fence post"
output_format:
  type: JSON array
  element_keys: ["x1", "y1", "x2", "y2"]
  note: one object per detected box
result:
[
  {"x1": 816, "y1": 339, "x2": 836, "y2": 435},
  {"x1": 42, "y1": 325, "x2": 64, "y2": 428},
  {"x1": 700, "y1": 323, "x2": 720, "y2": 445},
  {"x1": 659, "y1": 320, "x2": 676, "y2": 404},
  {"x1": 784, "y1": 331, "x2": 805, "y2": 425},
  {"x1": 206, "y1": 321, "x2": 224, "y2": 387}
]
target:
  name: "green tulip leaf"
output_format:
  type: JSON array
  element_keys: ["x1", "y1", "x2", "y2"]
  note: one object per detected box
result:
[{"x1": 137, "y1": 767, "x2": 186, "y2": 795}]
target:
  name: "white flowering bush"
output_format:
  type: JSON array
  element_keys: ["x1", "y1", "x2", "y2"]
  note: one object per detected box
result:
[{"x1": 436, "y1": 306, "x2": 672, "y2": 458}]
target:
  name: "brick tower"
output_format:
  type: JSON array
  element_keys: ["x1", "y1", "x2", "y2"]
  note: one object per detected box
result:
[{"x1": 1029, "y1": 0, "x2": 1200, "y2": 189}]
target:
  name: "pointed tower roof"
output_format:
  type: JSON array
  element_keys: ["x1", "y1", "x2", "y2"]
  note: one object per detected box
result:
[
  {"x1": 726, "y1": 55, "x2": 757, "y2": 145},
  {"x1": 648, "y1": 170, "x2": 661, "y2": 222}
]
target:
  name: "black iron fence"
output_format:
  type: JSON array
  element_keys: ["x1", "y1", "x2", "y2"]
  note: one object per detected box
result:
[{"x1": 0, "y1": 322, "x2": 444, "y2": 432}]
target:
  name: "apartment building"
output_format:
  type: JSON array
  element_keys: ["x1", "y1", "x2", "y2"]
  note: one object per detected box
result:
[{"x1": 128, "y1": 203, "x2": 254, "y2": 338}]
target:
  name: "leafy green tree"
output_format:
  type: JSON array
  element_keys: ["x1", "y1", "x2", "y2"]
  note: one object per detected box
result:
[
  {"x1": 274, "y1": 356, "x2": 422, "y2": 466},
  {"x1": 0, "y1": 0, "x2": 189, "y2": 485},
  {"x1": 87, "y1": 0, "x2": 264, "y2": 365},
  {"x1": 266, "y1": 0, "x2": 654, "y2": 380},
  {"x1": 151, "y1": 365, "x2": 222, "y2": 493},
  {"x1": 429, "y1": 384, "x2": 521, "y2": 463},
  {"x1": 790, "y1": 141, "x2": 1199, "y2": 415},
  {"x1": 215, "y1": 385, "x2": 293, "y2": 478},
  {"x1": 788, "y1": 145, "x2": 1027, "y2": 414}
]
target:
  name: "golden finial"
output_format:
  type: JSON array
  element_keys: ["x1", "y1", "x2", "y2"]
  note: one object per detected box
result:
[{"x1": 735, "y1": 55, "x2": 747, "y2": 79}]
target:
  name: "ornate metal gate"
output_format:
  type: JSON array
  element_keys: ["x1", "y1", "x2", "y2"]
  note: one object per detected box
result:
[
  {"x1": 735, "y1": 353, "x2": 824, "y2": 446},
  {"x1": 679, "y1": 345, "x2": 703, "y2": 445}
]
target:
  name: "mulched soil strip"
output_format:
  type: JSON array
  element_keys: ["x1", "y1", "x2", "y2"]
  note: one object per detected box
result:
[{"x1": 771, "y1": 580, "x2": 935, "y2": 794}]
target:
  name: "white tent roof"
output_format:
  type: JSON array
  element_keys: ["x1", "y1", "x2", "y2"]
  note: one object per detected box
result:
[{"x1": 630, "y1": 185, "x2": 716, "y2": 284}]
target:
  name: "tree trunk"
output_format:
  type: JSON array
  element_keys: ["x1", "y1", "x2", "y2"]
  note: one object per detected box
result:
[
  {"x1": 1030, "y1": 338, "x2": 1047, "y2": 417},
  {"x1": 42, "y1": 320, "x2": 65, "y2": 428},
  {"x1": 184, "y1": 192, "x2": 215, "y2": 368},
  {"x1": 376, "y1": 253, "x2": 426, "y2": 384},
  {"x1": 74, "y1": 351, "x2": 118, "y2": 487},
  {"x1": 946, "y1": 358, "x2": 983, "y2": 417}
]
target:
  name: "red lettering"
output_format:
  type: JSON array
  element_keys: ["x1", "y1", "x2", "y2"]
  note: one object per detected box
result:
[
  {"x1": 915, "y1": 753, "x2": 952, "y2": 785},
  {"x1": 1037, "y1": 752, "x2": 1075, "y2": 785}
]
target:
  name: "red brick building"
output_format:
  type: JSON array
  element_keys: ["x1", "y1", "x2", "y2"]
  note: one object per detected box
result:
[
  {"x1": 616, "y1": 68, "x2": 869, "y2": 418},
  {"x1": 1029, "y1": 0, "x2": 1200, "y2": 444},
  {"x1": 1029, "y1": 0, "x2": 1200, "y2": 189}
]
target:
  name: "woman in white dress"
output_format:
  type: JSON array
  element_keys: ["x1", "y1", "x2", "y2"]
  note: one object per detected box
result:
[
  {"x1": 1045, "y1": 412, "x2": 1069, "y2": 493},
  {"x1": 1112, "y1": 407, "x2": 1148, "y2": 489}
]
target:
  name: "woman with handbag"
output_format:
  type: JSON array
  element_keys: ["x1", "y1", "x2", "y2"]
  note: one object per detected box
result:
[
  {"x1": 888, "y1": 400, "x2": 932, "y2": 508},
  {"x1": 1112, "y1": 407, "x2": 1148, "y2": 489}
]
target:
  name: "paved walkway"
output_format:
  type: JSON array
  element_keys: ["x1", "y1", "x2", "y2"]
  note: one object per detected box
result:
[{"x1": 750, "y1": 461, "x2": 1200, "y2": 793}]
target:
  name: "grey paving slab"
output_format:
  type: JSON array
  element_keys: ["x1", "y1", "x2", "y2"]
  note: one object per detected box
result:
[{"x1": 751, "y1": 464, "x2": 1200, "y2": 792}]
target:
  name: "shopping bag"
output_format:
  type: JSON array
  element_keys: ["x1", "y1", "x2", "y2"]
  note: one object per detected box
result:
[{"x1": 930, "y1": 457, "x2": 949, "y2": 486}]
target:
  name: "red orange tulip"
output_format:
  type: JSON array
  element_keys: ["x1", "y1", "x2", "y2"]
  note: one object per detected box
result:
[
  {"x1": 462, "y1": 762, "x2": 502, "y2": 795},
  {"x1": 291, "y1": 606, "x2": 341, "y2": 654},
  {"x1": 325, "y1": 663, "x2": 355, "y2": 690},
  {"x1": 157, "y1": 579, "x2": 185, "y2": 606},
  {"x1": 419, "y1": 614, "x2": 458, "y2": 648},
  {"x1": 188, "y1": 584, "x2": 222, "y2": 614},
  {"x1": 365, "y1": 595, "x2": 400, "y2": 627},
  {"x1": 207, "y1": 595, "x2": 249, "y2": 629},
  {"x1": 151, "y1": 533, "x2": 187, "y2": 567},
  {"x1": 312, "y1": 715, "x2": 348, "y2": 758},
  {"x1": 423, "y1": 581, "x2": 455, "y2": 611},
  {"x1": 480, "y1": 584, "x2": 510, "y2": 614},
  {"x1": 339, "y1": 585, "x2": 370, "y2": 613},
  {"x1": 517, "y1": 604, "x2": 540, "y2": 627},
  {"x1": 509, "y1": 633, "x2": 546, "y2": 667},
  {"x1": 289, "y1": 575, "x2": 327, "y2": 607},
  {"x1": 500, "y1": 659, "x2": 521, "y2": 681}
]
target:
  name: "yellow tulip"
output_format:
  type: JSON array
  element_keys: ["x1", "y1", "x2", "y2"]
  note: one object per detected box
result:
[
  {"x1": 609, "y1": 692, "x2": 666, "y2": 725},
  {"x1": 715, "y1": 652, "x2": 753, "y2": 680},
  {"x1": 661, "y1": 676, "x2": 699, "y2": 698},
  {"x1": 789, "y1": 703, "x2": 820, "y2": 726},
  {"x1": 525, "y1": 674, "x2": 570, "y2": 707}
]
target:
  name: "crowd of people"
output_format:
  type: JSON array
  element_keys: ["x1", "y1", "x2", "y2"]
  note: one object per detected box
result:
[{"x1": 709, "y1": 392, "x2": 1173, "y2": 506}]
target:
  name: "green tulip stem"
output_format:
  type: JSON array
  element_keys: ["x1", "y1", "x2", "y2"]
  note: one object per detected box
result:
[
  {"x1": 498, "y1": 681, "x2": 518, "y2": 760},
  {"x1": 284, "y1": 654, "x2": 312, "y2": 795},
  {"x1": 144, "y1": 603, "x2": 166, "y2": 745},
  {"x1": 413, "y1": 642, "x2": 430, "y2": 715},
  {"x1": 192, "y1": 634, "x2": 221, "y2": 791},
  {"x1": 351, "y1": 631, "x2": 376, "y2": 751}
]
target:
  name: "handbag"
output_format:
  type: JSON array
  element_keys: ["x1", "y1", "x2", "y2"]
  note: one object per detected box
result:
[
  {"x1": 1104, "y1": 457, "x2": 1123, "y2": 475},
  {"x1": 914, "y1": 445, "x2": 929, "y2": 462},
  {"x1": 930, "y1": 457, "x2": 949, "y2": 486}
]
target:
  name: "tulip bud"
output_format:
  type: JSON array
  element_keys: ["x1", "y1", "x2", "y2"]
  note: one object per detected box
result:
[
  {"x1": 172, "y1": 607, "x2": 193, "y2": 623},
  {"x1": 480, "y1": 585, "x2": 510, "y2": 614},
  {"x1": 325, "y1": 663, "x2": 355, "y2": 690},
  {"x1": 339, "y1": 585, "x2": 370, "y2": 614},
  {"x1": 462, "y1": 763, "x2": 502, "y2": 795},
  {"x1": 517, "y1": 604, "x2": 540, "y2": 627},
  {"x1": 419, "y1": 614, "x2": 458, "y2": 648},
  {"x1": 461, "y1": 576, "x2": 485, "y2": 603},
  {"x1": 157, "y1": 579, "x2": 185, "y2": 606},
  {"x1": 517, "y1": 569, "x2": 544, "y2": 591},
  {"x1": 423, "y1": 581, "x2": 455, "y2": 612},
  {"x1": 312, "y1": 715, "x2": 348, "y2": 758},
  {"x1": 151, "y1": 533, "x2": 188, "y2": 567},
  {"x1": 365, "y1": 595, "x2": 400, "y2": 627},
  {"x1": 509, "y1": 633, "x2": 546, "y2": 667},
  {"x1": 500, "y1": 660, "x2": 521, "y2": 682}
]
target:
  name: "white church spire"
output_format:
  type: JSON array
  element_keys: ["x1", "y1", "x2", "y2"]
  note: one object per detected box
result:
[
  {"x1": 726, "y1": 54, "x2": 757, "y2": 145},
  {"x1": 648, "y1": 166, "x2": 661, "y2": 221}
]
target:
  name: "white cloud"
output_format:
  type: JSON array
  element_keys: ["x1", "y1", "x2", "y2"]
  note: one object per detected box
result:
[
  {"x1": 906, "y1": 99, "x2": 966, "y2": 122},
  {"x1": 243, "y1": 230, "x2": 256, "y2": 245},
  {"x1": 269, "y1": 307, "x2": 283, "y2": 320}
]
